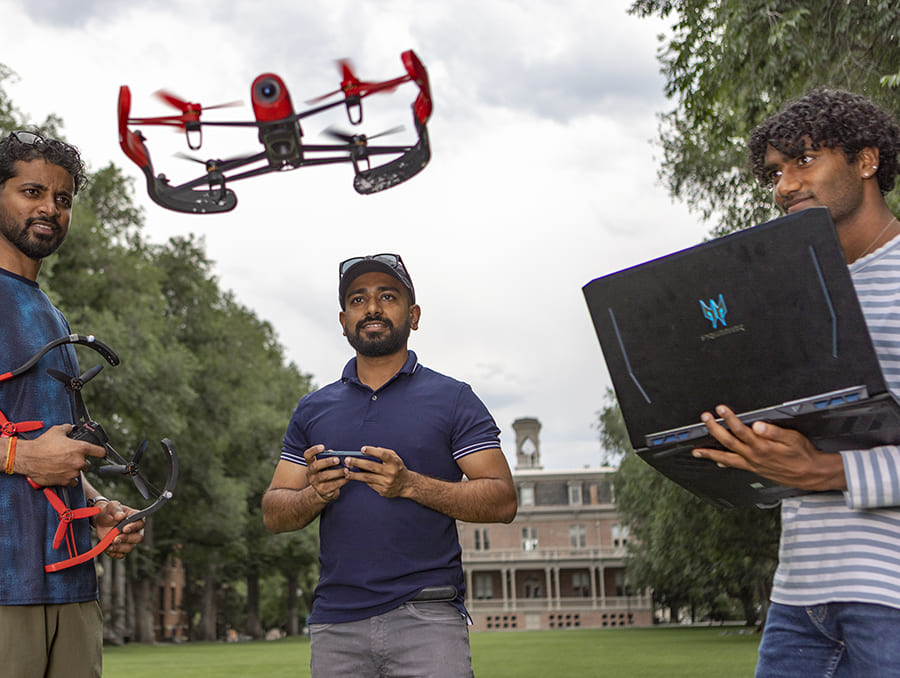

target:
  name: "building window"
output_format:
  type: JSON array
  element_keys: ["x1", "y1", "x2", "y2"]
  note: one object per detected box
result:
[
  {"x1": 572, "y1": 571, "x2": 591, "y2": 597},
  {"x1": 568, "y1": 482, "x2": 582, "y2": 505},
  {"x1": 520, "y1": 485, "x2": 534, "y2": 506},
  {"x1": 522, "y1": 526, "x2": 538, "y2": 551},
  {"x1": 524, "y1": 575, "x2": 542, "y2": 598},
  {"x1": 612, "y1": 524, "x2": 629, "y2": 548},
  {"x1": 474, "y1": 573, "x2": 494, "y2": 599},
  {"x1": 474, "y1": 528, "x2": 490, "y2": 551},
  {"x1": 569, "y1": 524, "x2": 586, "y2": 548}
]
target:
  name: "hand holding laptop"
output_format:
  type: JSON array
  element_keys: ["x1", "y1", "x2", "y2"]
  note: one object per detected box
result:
[{"x1": 693, "y1": 404, "x2": 848, "y2": 492}]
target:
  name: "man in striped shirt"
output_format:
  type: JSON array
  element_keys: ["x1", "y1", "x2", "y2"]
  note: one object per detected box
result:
[{"x1": 693, "y1": 90, "x2": 900, "y2": 676}]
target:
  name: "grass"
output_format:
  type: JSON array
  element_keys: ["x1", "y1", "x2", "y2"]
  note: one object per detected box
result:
[{"x1": 103, "y1": 626, "x2": 760, "y2": 677}]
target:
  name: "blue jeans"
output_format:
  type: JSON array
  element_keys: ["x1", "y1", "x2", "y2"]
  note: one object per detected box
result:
[{"x1": 757, "y1": 602, "x2": 900, "y2": 677}]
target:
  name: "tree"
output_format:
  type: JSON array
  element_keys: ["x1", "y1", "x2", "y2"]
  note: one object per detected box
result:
[
  {"x1": 599, "y1": 389, "x2": 779, "y2": 625},
  {"x1": 629, "y1": 0, "x2": 900, "y2": 234}
]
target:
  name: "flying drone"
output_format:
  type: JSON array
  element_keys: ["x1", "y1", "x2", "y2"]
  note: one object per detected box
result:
[{"x1": 118, "y1": 50, "x2": 433, "y2": 214}]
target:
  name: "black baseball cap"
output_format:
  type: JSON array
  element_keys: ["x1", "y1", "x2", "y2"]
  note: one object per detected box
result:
[{"x1": 338, "y1": 253, "x2": 416, "y2": 310}]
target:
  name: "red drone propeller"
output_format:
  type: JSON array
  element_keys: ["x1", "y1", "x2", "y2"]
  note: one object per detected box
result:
[
  {"x1": 127, "y1": 90, "x2": 242, "y2": 128},
  {"x1": 126, "y1": 91, "x2": 242, "y2": 149}
]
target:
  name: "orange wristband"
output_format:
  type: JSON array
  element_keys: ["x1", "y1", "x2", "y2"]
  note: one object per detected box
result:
[{"x1": 4, "y1": 436, "x2": 17, "y2": 474}]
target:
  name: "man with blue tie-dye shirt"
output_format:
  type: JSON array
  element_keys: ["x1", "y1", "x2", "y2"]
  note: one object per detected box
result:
[
  {"x1": 0, "y1": 131, "x2": 144, "y2": 678},
  {"x1": 694, "y1": 90, "x2": 900, "y2": 677}
]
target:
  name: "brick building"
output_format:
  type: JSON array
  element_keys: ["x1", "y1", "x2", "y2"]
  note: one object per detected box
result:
[{"x1": 459, "y1": 417, "x2": 653, "y2": 631}]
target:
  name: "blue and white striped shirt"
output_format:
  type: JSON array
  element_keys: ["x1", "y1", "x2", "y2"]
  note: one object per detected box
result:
[{"x1": 772, "y1": 233, "x2": 900, "y2": 608}]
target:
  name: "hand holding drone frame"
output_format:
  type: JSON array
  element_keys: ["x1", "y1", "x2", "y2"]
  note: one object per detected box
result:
[
  {"x1": 0, "y1": 333, "x2": 179, "y2": 571},
  {"x1": 43, "y1": 438, "x2": 178, "y2": 572}
]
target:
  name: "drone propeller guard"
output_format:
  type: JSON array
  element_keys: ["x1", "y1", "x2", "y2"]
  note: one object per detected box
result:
[{"x1": 353, "y1": 108, "x2": 431, "y2": 194}]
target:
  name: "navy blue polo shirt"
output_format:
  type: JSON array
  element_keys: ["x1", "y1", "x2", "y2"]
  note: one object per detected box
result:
[{"x1": 280, "y1": 350, "x2": 501, "y2": 624}]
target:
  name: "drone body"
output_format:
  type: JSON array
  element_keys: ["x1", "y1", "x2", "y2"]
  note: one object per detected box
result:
[{"x1": 118, "y1": 50, "x2": 433, "y2": 214}]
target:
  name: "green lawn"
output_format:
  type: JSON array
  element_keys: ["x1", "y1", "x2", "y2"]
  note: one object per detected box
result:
[{"x1": 103, "y1": 626, "x2": 760, "y2": 677}]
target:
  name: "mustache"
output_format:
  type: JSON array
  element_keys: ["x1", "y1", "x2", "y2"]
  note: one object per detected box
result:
[
  {"x1": 26, "y1": 216, "x2": 62, "y2": 232},
  {"x1": 356, "y1": 316, "x2": 394, "y2": 332}
]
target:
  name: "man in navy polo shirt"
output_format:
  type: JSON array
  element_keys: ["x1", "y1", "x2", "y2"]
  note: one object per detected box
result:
[{"x1": 263, "y1": 253, "x2": 517, "y2": 678}]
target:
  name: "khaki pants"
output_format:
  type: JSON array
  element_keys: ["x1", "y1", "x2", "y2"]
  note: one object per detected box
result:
[{"x1": 0, "y1": 600, "x2": 102, "y2": 678}]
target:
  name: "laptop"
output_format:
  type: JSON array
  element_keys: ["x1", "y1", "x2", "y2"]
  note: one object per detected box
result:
[{"x1": 582, "y1": 207, "x2": 900, "y2": 508}]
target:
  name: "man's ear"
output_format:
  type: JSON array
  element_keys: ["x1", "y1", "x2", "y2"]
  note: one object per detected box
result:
[
  {"x1": 409, "y1": 304, "x2": 421, "y2": 331},
  {"x1": 339, "y1": 310, "x2": 346, "y2": 336},
  {"x1": 858, "y1": 146, "x2": 881, "y2": 179}
]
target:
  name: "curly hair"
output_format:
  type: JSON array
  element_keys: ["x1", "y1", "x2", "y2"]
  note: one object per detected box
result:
[
  {"x1": 0, "y1": 131, "x2": 87, "y2": 195},
  {"x1": 749, "y1": 89, "x2": 900, "y2": 194}
]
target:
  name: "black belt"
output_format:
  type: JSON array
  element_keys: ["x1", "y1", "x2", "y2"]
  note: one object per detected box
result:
[{"x1": 410, "y1": 586, "x2": 457, "y2": 602}]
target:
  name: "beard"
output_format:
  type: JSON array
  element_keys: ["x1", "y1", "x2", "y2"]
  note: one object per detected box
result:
[
  {"x1": 0, "y1": 209, "x2": 66, "y2": 260},
  {"x1": 345, "y1": 315, "x2": 412, "y2": 357}
]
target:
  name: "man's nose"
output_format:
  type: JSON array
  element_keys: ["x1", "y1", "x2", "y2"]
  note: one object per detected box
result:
[
  {"x1": 36, "y1": 195, "x2": 60, "y2": 218},
  {"x1": 774, "y1": 167, "x2": 800, "y2": 205},
  {"x1": 366, "y1": 296, "x2": 382, "y2": 314}
]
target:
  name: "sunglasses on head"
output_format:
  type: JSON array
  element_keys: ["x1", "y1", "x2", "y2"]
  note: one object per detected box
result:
[
  {"x1": 8, "y1": 130, "x2": 47, "y2": 146},
  {"x1": 5, "y1": 130, "x2": 75, "y2": 154}
]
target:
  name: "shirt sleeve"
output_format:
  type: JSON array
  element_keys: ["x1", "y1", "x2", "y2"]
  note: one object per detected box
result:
[
  {"x1": 280, "y1": 399, "x2": 311, "y2": 466},
  {"x1": 449, "y1": 384, "x2": 502, "y2": 461},
  {"x1": 841, "y1": 446, "x2": 900, "y2": 508}
]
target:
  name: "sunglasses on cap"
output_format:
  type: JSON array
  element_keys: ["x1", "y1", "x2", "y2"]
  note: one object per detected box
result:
[{"x1": 339, "y1": 253, "x2": 409, "y2": 278}]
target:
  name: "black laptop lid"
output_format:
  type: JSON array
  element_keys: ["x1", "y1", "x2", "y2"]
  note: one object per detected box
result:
[{"x1": 583, "y1": 207, "x2": 886, "y2": 451}]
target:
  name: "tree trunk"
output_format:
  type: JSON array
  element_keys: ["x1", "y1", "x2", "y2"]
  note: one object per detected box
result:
[
  {"x1": 246, "y1": 572, "x2": 263, "y2": 639},
  {"x1": 131, "y1": 517, "x2": 157, "y2": 643},
  {"x1": 739, "y1": 586, "x2": 757, "y2": 627},
  {"x1": 201, "y1": 557, "x2": 219, "y2": 641},
  {"x1": 112, "y1": 557, "x2": 128, "y2": 643},
  {"x1": 286, "y1": 571, "x2": 300, "y2": 636},
  {"x1": 99, "y1": 558, "x2": 116, "y2": 644},
  {"x1": 132, "y1": 576, "x2": 156, "y2": 643}
]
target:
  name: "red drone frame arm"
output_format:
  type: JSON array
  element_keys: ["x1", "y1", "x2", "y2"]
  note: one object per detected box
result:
[
  {"x1": 0, "y1": 416, "x2": 43, "y2": 437},
  {"x1": 44, "y1": 523, "x2": 120, "y2": 573},
  {"x1": 36, "y1": 485, "x2": 102, "y2": 549}
]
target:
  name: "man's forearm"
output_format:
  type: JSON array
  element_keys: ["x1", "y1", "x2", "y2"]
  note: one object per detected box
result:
[
  {"x1": 401, "y1": 473, "x2": 517, "y2": 524},
  {"x1": 262, "y1": 485, "x2": 329, "y2": 533}
]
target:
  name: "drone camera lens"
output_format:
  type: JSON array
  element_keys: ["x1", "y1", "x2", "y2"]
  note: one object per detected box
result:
[{"x1": 256, "y1": 79, "x2": 281, "y2": 102}]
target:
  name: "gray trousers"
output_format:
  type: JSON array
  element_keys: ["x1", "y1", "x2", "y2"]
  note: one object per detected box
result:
[{"x1": 309, "y1": 601, "x2": 474, "y2": 678}]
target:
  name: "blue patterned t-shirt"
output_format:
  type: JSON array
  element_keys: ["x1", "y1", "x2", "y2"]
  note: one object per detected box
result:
[{"x1": 0, "y1": 267, "x2": 98, "y2": 604}]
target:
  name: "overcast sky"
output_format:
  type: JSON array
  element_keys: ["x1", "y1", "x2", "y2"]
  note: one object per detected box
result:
[{"x1": 0, "y1": 0, "x2": 713, "y2": 471}]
